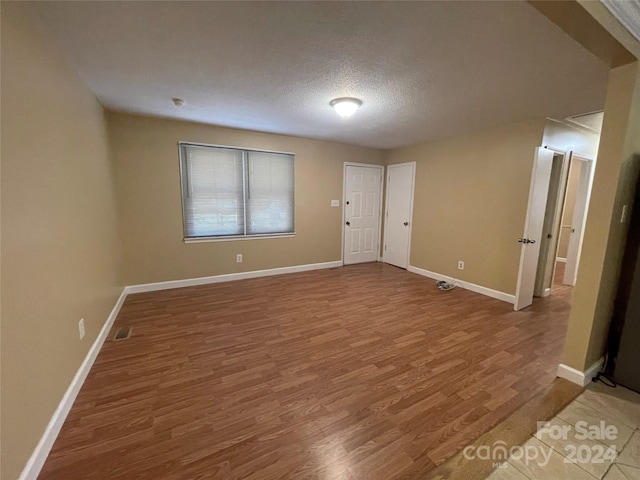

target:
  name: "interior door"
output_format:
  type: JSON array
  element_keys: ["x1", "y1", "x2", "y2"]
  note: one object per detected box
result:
[
  {"x1": 534, "y1": 152, "x2": 569, "y2": 297},
  {"x1": 564, "y1": 156, "x2": 594, "y2": 285},
  {"x1": 343, "y1": 165, "x2": 382, "y2": 265},
  {"x1": 514, "y1": 147, "x2": 555, "y2": 311},
  {"x1": 383, "y1": 163, "x2": 415, "y2": 269}
]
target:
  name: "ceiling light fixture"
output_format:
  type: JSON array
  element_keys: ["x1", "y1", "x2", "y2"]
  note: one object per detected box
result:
[
  {"x1": 330, "y1": 97, "x2": 362, "y2": 118},
  {"x1": 172, "y1": 97, "x2": 186, "y2": 107}
]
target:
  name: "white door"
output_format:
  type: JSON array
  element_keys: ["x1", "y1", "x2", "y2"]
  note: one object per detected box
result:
[
  {"x1": 514, "y1": 147, "x2": 555, "y2": 311},
  {"x1": 564, "y1": 156, "x2": 595, "y2": 285},
  {"x1": 383, "y1": 162, "x2": 416, "y2": 269},
  {"x1": 343, "y1": 165, "x2": 382, "y2": 265}
]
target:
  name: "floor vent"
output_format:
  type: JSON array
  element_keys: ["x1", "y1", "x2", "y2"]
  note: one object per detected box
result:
[{"x1": 113, "y1": 326, "x2": 133, "y2": 341}]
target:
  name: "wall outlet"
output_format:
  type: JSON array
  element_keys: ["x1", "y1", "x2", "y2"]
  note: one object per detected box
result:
[
  {"x1": 236, "y1": 254, "x2": 243, "y2": 263},
  {"x1": 79, "y1": 318, "x2": 85, "y2": 340},
  {"x1": 458, "y1": 260, "x2": 465, "y2": 270}
]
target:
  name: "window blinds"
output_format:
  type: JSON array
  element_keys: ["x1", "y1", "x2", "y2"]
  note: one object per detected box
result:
[{"x1": 179, "y1": 143, "x2": 294, "y2": 239}]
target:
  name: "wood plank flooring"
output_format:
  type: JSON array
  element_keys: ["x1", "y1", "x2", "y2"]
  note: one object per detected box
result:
[
  {"x1": 425, "y1": 378, "x2": 582, "y2": 480},
  {"x1": 38, "y1": 263, "x2": 572, "y2": 479}
]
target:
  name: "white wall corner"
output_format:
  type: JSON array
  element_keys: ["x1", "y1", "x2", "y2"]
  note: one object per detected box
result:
[
  {"x1": 557, "y1": 357, "x2": 605, "y2": 387},
  {"x1": 18, "y1": 288, "x2": 128, "y2": 480},
  {"x1": 407, "y1": 265, "x2": 516, "y2": 304}
]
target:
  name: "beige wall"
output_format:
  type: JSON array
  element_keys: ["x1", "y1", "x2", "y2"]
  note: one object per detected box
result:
[
  {"x1": 0, "y1": 4, "x2": 123, "y2": 479},
  {"x1": 386, "y1": 119, "x2": 546, "y2": 295},
  {"x1": 107, "y1": 112, "x2": 384, "y2": 285},
  {"x1": 562, "y1": 61, "x2": 640, "y2": 371}
]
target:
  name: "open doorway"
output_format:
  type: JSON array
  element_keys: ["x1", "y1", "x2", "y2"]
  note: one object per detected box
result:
[
  {"x1": 515, "y1": 115, "x2": 601, "y2": 311},
  {"x1": 533, "y1": 152, "x2": 595, "y2": 298}
]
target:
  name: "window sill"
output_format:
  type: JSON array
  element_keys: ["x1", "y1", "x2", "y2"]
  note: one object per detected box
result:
[{"x1": 184, "y1": 233, "x2": 296, "y2": 244}]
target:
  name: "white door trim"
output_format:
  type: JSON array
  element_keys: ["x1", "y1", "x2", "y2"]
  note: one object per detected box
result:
[
  {"x1": 342, "y1": 162, "x2": 385, "y2": 265},
  {"x1": 383, "y1": 162, "x2": 416, "y2": 268},
  {"x1": 563, "y1": 153, "x2": 596, "y2": 285}
]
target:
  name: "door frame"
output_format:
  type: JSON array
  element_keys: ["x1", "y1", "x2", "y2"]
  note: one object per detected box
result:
[
  {"x1": 382, "y1": 162, "x2": 416, "y2": 269},
  {"x1": 341, "y1": 162, "x2": 385, "y2": 265},
  {"x1": 534, "y1": 150, "x2": 570, "y2": 298},
  {"x1": 563, "y1": 153, "x2": 596, "y2": 285}
]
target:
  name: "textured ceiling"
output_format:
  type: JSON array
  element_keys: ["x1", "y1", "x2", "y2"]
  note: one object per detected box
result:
[{"x1": 31, "y1": 1, "x2": 609, "y2": 150}]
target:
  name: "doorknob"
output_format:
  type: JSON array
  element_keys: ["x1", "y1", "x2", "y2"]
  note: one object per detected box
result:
[
  {"x1": 518, "y1": 238, "x2": 525, "y2": 243},
  {"x1": 346, "y1": 221, "x2": 350, "y2": 226},
  {"x1": 403, "y1": 222, "x2": 409, "y2": 226},
  {"x1": 518, "y1": 238, "x2": 536, "y2": 244},
  {"x1": 528, "y1": 239, "x2": 536, "y2": 244}
]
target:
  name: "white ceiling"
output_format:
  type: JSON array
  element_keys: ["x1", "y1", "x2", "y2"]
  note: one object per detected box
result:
[{"x1": 31, "y1": 1, "x2": 609, "y2": 150}]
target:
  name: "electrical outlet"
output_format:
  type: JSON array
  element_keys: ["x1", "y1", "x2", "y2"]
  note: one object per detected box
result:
[
  {"x1": 79, "y1": 318, "x2": 85, "y2": 340},
  {"x1": 236, "y1": 254, "x2": 243, "y2": 263},
  {"x1": 458, "y1": 260, "x2": 465, "y2": 270}
]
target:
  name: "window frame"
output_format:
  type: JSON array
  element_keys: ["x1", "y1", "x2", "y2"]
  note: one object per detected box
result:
[{"x1": 178, "y1": 141, "x2": 296, "y2": 243}]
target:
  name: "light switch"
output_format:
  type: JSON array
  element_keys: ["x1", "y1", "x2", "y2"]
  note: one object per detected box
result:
[{"x1": 331, "y1": 200, "x2": 340, "y2": 207}]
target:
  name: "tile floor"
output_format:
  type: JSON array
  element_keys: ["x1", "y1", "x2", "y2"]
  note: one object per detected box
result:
[{"x1": 486, "y1": 380, "x2": 640, "y2": 479}]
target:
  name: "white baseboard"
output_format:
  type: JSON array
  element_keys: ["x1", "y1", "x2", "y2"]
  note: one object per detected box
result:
[
  {"x1": 407, "y1": 265, "x2": 515, "y2": 304},
  {"x1": 19, "y1": 289, "x2": 127, "y2": 480},
  {"x1": 19, "y1": 259, "x2": 344, "y2": 478},
  {"x1": 557, "y1": 357, "x2": 604, "y2": 387},
  {"x1": 556, "y1": 257, "x2": 567, "y2": 263},
  {"x1": 125, "y1": 260, "x2": 343, "y2": 294}
]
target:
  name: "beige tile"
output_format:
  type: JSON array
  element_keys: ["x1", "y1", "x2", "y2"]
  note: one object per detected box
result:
[
  {"x1": 603, "y1": 465, "x2": 631, "y2": 480},
  {"x1": 557, "y1": 400, "x2": 634, "y2": 450},
  {"x1": 588, "y1": 383, "x2": 640, "y2": 406},
  {"x1": 617, "y1": 431, "x2": 640, "y2": 469},
  {"x1": 535, "y1": 417, "x2": 616, "y2": 479},
  {"x1": 485, "y1": 463, "x2": 531, "y2": 480},
  {"x1": 616, "y1": 463, "x2": 640, "y2": 479},
  {"x1": 577, "y1": 388, "x2": 640, "y2": 430},
  {"x1": 507, "y1": 437, "x2": 598, "y2": 480}
]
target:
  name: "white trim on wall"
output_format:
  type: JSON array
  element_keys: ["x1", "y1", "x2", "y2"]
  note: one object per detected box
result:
[
  {"x1": 125, "y1": 260, "x2": 342, "y2": 294},
  {"x1": 18, "y1": 259, "x2": 342, "y2": 479},
  {"x1": 557, "y1": 357, "x2": 604, "y2": 387},
  {"x1": 18, "y1": 289, "x2": 128, "y2": 480},
  {"x1": 407, "y1": 265, "x2": 516, "y2": 304}
]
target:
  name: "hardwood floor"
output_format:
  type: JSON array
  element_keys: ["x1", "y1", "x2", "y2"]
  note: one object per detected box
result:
[
  {"x1": 425, "y1": 378, "x2": 582, "y2": 480},
  {"x1": 39, "y1": 263, "x2": 572, "y2": 479}
]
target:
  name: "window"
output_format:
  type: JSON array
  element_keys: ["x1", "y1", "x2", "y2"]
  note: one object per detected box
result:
[{"x1": 179, "y1": 142, "x2": 294, "y2": 240}]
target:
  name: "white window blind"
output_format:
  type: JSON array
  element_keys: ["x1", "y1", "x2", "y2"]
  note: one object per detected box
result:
[
  {"x1": 179, "y1": 143, "x2": 294, "y2": 239},
  {"x1": 246, "y1": 151, "x2": 295, "y2": 235}
]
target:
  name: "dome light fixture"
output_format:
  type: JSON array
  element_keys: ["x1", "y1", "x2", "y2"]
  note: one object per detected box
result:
[
  {"x1": 330, "y1": 97, "x2": 362, "y2": 118},
  {"x1": 172, "y1": 97, "x2": 186, "y2": 107}
]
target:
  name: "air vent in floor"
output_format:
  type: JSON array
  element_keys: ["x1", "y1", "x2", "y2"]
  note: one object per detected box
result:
[{"x1": 113, "y1": 326, "x2": 133, "y2": 341}]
